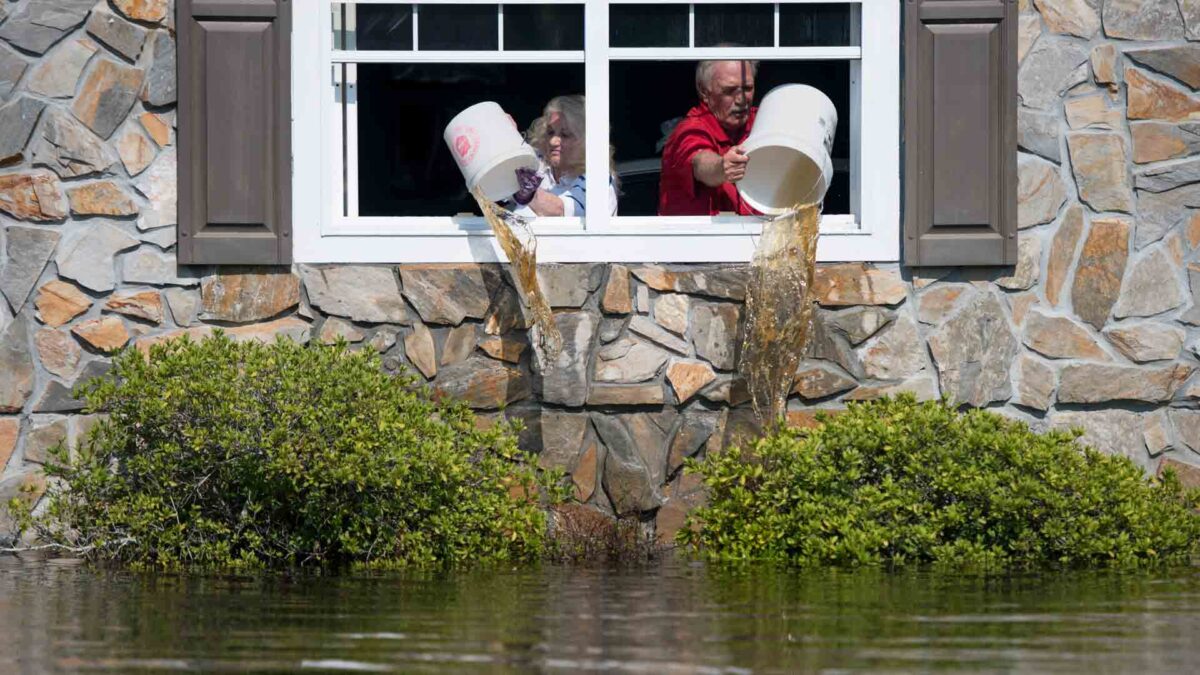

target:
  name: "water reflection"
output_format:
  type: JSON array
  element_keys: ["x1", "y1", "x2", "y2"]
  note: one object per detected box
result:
[{"x1": 3, "y1": 555, "x2": 1200, "y2": 672}]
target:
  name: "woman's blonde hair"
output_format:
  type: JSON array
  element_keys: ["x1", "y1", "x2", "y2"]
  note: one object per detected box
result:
[{"x1": 525, "y1": 95, "x2": 618, "y2": 187}]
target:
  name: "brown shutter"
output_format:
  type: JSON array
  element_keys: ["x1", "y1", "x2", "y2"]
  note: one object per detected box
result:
[
  {"x1": 903, "y1": 0, "x2": 1017, "y2": 266},
  {"x1": 178, "y1": 0, "x2": 292, "y2": 265}
]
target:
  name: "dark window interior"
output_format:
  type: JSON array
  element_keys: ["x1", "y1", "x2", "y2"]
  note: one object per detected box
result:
[
  {"x1": 610, "y1": 5, "x2": 689, "y2": 48},
  {"x1": 357, "y1": 63, "x2": 585, "y2": 216},
  {"x1": 345, "y1": 3, "x2": 858, "y2": 218},
  {"x1": 779, "y1": 3, "x2": 855, "y2": 46},
  {"x1": 418, "y1": 4, "x2": 498, "y2": 51},
  {"x1": 610, "y1": 60, "x2": 851, "y2": 216},
  {"x1": 356, "y1": 61, "x2": 850, "y2": 217},
  {"x1": 694, "y1": 4, "x2": 774, "y2": 47},
  {"x1": 610, "y1": 3, "x2": 855, "y2": 49},
  {"x1": 504, "y1": 5, "x2": 584, "y2": 51},
  {"x1": 353, "y1": 4, "x2": 413, "y2": 50},
  {"x1": 347, "y1": 4, "x2": 585, "y2": 52}
]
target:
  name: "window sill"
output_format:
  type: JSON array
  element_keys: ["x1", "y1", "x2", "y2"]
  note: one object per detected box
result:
[
  {"x1": 323, "y1": 213, "x2": 861, "y2": 236},
  {"x1": 295, "y1": 215, "x2": 898, "y2": 263}
]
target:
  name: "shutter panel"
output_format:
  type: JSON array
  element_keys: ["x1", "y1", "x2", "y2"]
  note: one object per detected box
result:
[
  {"x1": 903, "y1": 0, "x2": 1017, "y2": 266},
  {"x1": 178, "y1": 0, "x2": 291, "y2": 265}
]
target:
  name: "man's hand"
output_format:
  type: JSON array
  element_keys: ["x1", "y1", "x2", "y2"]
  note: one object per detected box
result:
[
  {"x1": 692, "y1": 147, "x2": 749, "y2": 188},
  {"x1": 722, "y1": 146, "x2": 748, "y2": 183}
]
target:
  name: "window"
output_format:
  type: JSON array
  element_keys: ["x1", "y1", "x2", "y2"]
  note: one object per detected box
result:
[{"x1": 292, "y1": 1, "x2": 900, "y2": 263}]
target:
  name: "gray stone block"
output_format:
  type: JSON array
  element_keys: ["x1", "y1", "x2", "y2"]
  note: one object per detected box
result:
[
  {"x1": 54, "y1": 222, "x2": 139, "y2": 292},
  {"x1": 536, "y1": 311, "x2": 596, "y2": 406},
  {"x1": 30, "y1": 108, "x2": 118, "y2": 178},
  {"x1": 85, "y1": 6, "x2": 148, "y2": 62},
  {"x1": 0, "y1": 0, "x2": 95, "y2": 55},
  {"x1": 0, "y1": 97, "x2": 46, "y2": 163},
  {"x1": 0, "y1": 44, "x2": 28, "y2": 100},
  {"x1": 143, "y1": 31, "x2": 176, "y2": 107},
  {"x1": 0, "y1": 226, "x2": 61, "y2": 312},
  {"x1": 0, "y1": 315, "x2": 34, "y2": 414}
]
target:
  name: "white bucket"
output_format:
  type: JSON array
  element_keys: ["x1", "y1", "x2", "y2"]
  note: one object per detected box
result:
[
  {"x1": 444, "y1": 101, "x2": 539, "y2": 202},
  {"x1": 738, "y1": 84, "x2": 838, "y2": 215}
]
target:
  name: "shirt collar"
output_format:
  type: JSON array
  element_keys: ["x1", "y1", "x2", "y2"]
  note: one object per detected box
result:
[{"x1": 687, "y1": 102, "x2": 753, "y2": 144}]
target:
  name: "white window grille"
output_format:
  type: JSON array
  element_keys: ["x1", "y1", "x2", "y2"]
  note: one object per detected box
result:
[{"x1": 292, "y1": 0, "x2": 900, "y2": 262}]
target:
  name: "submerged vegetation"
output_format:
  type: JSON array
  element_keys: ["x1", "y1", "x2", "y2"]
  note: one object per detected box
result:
[
  {"x1": 8, "y1": 334, "x2": 561, "y2": 570},
  {"x1": 681, "y1": 396, "x2": 1200, "y2": 569},
  {"x1": 7, "y1": 335, "x2": 1200, "y2": 572},
  {"x1": 547, "y1": 504, "x2": 666, "y2": 565}
]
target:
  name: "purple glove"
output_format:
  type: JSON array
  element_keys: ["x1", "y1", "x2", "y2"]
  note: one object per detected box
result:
[{"x1": 513, "y1": 166, "x2": 541, "y2": 205}]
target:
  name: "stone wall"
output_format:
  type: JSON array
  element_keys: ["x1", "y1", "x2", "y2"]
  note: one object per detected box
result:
[{"x1": 1, "y1": 1, "x2": 1199, "y2": 540}]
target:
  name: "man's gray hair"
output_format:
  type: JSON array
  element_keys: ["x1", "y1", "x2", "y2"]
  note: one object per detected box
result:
[{"x1": 695, "y1": 59, "x2": 760, "y2": 95}]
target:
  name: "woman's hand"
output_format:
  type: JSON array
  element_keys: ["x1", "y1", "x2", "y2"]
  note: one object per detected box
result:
[
  {"x1": 513, "y1": 167, "x2": 541, "y2": 205},
  {"x1": 528, "y1": 190, "x2": 565, "y2": 216}
]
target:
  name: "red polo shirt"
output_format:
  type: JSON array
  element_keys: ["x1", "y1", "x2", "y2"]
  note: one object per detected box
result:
[{"x1": 658, "y1": 103, "x2": 759, "y2": 216}]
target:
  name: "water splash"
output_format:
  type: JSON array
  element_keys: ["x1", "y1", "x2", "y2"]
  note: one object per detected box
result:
[
  {"x1": 739, "y1": 203, "x2": 822, "y2": 426},
  {"x1": 472, "y1": 187, "x2": 563, "y2": 361}
]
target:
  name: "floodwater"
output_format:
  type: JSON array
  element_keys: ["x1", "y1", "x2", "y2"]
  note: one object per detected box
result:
[{"x1": 3, "y1": 556, "x2": 1200, "y2": 673}]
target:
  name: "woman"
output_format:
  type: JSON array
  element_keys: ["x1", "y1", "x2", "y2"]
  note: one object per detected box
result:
[{"x1": 510, "y1": 95, "x2": 619, "y2": 217}]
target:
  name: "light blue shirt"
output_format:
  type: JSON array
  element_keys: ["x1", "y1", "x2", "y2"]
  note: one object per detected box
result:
[{"x1": 511, "y1": 162, "x2": 618, "y2": 217}]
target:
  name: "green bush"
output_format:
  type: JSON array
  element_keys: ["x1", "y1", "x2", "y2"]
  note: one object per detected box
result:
[
  {"x1": 10, "y1": 333, "x2": 560, "y2": 570},
  {"x1": 680, "y1": 396, "x2": 1200, "y2": 568}
]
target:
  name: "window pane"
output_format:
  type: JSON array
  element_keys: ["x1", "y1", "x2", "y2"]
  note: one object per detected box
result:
[
  {"x1": 352, "y1": 63, "x2": 584, "y2": 217},
  {"x1": 332, "y1": 4, "x2": 344, "y2": 50},
  {"x1": 694, "y1": 4, "x2": 773, "y2": 48},
  {"x1": 347, "y1": 3, "x2": 413, "y2": 51},
  {"x1": 419, "y1": 4, "x2": 498, "y2": 51},
  {"x1": 779, "y1": 4, "x2": 856, "y2": 47},
  {"x1": 503, "y1": 5, "x2": 583, "y2": 51},
  {"x1": 610, "y1": 4, "x2": 688, "y2": 48},
  {"x1": 610, "y1": 60, "x2": 851, "y2": 216}
]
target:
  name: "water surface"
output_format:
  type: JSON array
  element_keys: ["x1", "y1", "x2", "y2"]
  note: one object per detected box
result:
[{"x1": 3, "y1": 556, "x2": 1199, "y2": 673}]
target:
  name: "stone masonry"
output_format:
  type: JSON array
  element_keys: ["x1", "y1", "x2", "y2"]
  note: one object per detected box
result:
[{"x1": 1, "y1": 1, "x2": 1200, "y2": 541}]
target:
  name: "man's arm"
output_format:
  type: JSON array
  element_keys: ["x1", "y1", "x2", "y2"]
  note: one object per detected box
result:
[{"x1": 692, "y1": 147, "x2": 748, "y2": 188}]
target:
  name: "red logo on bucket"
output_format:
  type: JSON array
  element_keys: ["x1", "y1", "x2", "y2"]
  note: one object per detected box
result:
[{"x1": 451, "y1": 127, "x2": 480, "y2": 165}]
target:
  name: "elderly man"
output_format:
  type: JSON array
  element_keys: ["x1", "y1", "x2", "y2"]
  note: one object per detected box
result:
[{"x1": 658, "y1": 59, "x2": 760, "y2": 216}]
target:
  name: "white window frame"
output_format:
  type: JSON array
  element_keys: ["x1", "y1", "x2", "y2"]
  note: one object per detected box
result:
[{"x1": 292, "y1": 0, "x2": 900, "y2": 263}]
